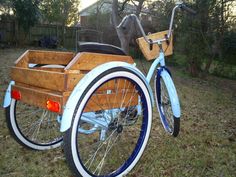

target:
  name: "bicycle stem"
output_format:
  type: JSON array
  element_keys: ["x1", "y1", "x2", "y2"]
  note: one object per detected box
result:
[{"x1": 146, "y1": 52, "x2": 165, "y2": 83}]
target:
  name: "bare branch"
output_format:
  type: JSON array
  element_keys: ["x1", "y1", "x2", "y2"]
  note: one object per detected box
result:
[
  {"x1": 119, "y1": 0, "x2": 130, "y2": 12},
  {"x1": 136, "y1": 0, "x2": 145, "y2": 16},
  {"x1": 112, "y1": 0, "x2": 119, "y2": 26}
]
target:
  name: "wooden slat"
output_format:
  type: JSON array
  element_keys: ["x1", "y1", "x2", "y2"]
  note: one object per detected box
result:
[
  {"x1": 97, "y1": 79, "x2": 136, "y2": 92},
  {"x1": 15, "y1": 82, "x2": 62, "y2": 95},
  {"x1": 62, "y1": 91, "x2": 72, "y2": 106},
  {"x1": 28, "y1": 50, "x2": 75, "y2": 65},
  {"x1": 65, "y1": 71, "x2": 85, "y2": 91},
  {"x1": 32, "y1": 67, "x2": 65, "y2": 72},
  {"x1": 11, "y1": 67, "x2": 66, "y2": 92},
  {"x1": 12, "y1": 84, "x2": 64, "y2": 114},
  {"x1": 136, "y1": 30, "x2": 173, "y2": 60},
  {"x1": 12, "y1": 84, "x2": 138, "y2": 114},
  {"x1": 14, "y1": 50, "x2": 30, "y2": 68},
  {"x1": 83, "y1": 92, "x2": 139, "y2": 112},
  {"x1": 14, "y1": 83, "x2": 72, "y2": 110},
  {"x1": 65, "y1": 52, "x2": 134, "y2": 71}
]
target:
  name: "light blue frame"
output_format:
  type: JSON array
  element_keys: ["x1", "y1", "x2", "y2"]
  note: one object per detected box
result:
[{"x1": 146, "y1": 51, "x2": 181, "y2": 118}]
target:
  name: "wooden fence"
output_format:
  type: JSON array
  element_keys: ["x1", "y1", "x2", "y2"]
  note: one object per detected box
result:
[
  {"x1": 0, "y1": 20, "x2": 78, "y2": 49},
  {"x1": 0, "y1": 20, "x2": 120, "y2": 50}
]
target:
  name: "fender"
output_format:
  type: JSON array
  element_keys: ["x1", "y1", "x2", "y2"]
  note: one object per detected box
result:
[
  {"x1": 3, "y1": 81, "x2": 15, "y2": 108},
  {"x1": 159, "y1": 68, "x2": 181, "y2": 118},
  {"x1": 60, "y1": 61, "x2": 154, "y2": 132}
]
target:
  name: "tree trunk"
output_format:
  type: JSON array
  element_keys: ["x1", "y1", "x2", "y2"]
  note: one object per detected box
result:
[
  {"x1": 204, "y1": 56, "x2": 213, "y2": 74},
  {"x1": 188, "y1": 59, "x2": 201, "y2": 77},
  {"x1": 112, "y1": 0, "x2": 128, "y2": 53},
  {"x1": 112, "y1": 0, "x2": 144, "y2": 54},
  {"x1": 14, "y1": 19, "x2": 19, "y2": 47}
]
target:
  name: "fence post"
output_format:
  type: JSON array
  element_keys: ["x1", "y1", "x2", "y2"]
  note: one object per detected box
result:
[{"x1": 14, "y1": 20, "x2": 19, "y2": 46}]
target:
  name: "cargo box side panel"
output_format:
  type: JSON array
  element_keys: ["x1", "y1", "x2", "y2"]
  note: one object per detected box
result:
[{"x1": 11, "y1": 84, "x2": 64, "y2": 114}]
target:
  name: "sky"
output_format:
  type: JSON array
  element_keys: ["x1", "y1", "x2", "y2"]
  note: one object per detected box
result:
[
  {"x1": 79, "y1": 0, "x2": 236, "y2": 15},
  {"x1": 80, "y1": 0, "x2": 98, "y2": 10}
]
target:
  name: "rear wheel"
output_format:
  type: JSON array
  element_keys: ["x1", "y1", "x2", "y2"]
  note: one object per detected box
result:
[
  {"x1": 5, "y1": 64, "x2": 64, "y2": 150},
  {"x1": 6, "y1": 100, "x2": 63, "y2": 150},
  {"x1": 64, "y1": 67, "x2": 152, "y2": 176}
]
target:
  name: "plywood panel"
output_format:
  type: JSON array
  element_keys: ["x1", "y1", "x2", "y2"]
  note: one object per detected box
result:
[
  {"x1": 136, "y1": 30, "x2": 173, "y2": 60},
  {"x1": 14, "y1": 50, "x2": 30, "y2": 68},
  {"x1": 65, "y1": 52, "x2": 134, "y2": 71},
  {"x1": 28, "y1": 50, "x2": 75, "y2": 65},
  {"x1": 12, "y1": 84, "x2": 64, "y2": 114},
  {"x1": 65, "y1": 71, "x2": 85, "y2": 91},
  {"x1": 97, "y1": 79, "x2": 136, "y2": 92},
  {"x1": 11, "y1": 67, "x2": 66, "y2": 92},
  {"x1": 12, "y1": 83, "x2": 138, "y2": 113},
  {"x1": 14, "y1": 83, "x2": 72, "y2": 111},
  {"x1": 83, "y1": 91, "x2": 139, "y2": 112},
  {"x1": 32, "y1": 67, "x2": 65, "y2": 72}
]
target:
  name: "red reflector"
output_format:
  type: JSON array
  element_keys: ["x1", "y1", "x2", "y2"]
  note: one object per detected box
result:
[
  {"x1": 46, "y1": 100, "x2": 61, "y2": 113},
  {"x1": 11, "y1": 90, "x2": 21, "y2": 100}
]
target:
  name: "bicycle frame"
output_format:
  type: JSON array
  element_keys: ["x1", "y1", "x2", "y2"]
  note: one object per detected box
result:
[
  {"x1": 146, "y1": 51, "x2": 165, "y2": 83},
  {"x1": 145, "y1": 49, "x2": 181, "y2": 118}
]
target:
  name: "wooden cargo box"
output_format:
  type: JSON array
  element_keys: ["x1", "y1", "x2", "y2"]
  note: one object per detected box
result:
[{"x1": 11, "y1": 50, "x2": 135, "y2": 114}]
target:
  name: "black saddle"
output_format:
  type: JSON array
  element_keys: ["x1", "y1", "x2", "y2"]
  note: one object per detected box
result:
[{"x1": 78, "y1": 42, "x2": 126, "y2": 56}]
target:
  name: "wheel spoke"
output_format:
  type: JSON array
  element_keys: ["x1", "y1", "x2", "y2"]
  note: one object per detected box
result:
[
  {"x1": 156, "y1": 77, "x2": 176, "y2": 134},
  {"x1": 9, "y1": 100, "x2": 63, "y2": 149},
  {"x1": 69, "y1": 72, "x2": 151, "y2": 176}
]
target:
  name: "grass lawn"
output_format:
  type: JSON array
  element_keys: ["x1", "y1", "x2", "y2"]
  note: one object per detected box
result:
[{"x1": 0, "y1": 48, "x2": 235, "y2": 177}]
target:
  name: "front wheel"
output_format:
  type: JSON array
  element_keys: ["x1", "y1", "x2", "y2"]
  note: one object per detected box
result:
[
  {"x1": 155, "y1": 68, "x2": 180, "y2": 137},
  {"x1": 63, "y1": 67, "x2": 152, "y2": 177}
]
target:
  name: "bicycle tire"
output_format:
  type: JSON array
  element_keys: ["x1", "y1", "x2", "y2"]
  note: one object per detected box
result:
[
  {"x1": 154, "y1": 68, "x2": 180, "y2": 137},
  {"x1": 5, "y1": 65, "x2": 63, "y2": 150},
  {"x1": 63, "y1": 67, "x2": 152, "y2": 177}
]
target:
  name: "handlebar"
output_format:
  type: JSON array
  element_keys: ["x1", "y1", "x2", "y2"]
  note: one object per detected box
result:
[
  {"x1": 118, "y1": 15, "x2": 131, "y2": 30},
  {"x1": 117, "y1": 2, "x2": 196, "y2": 45},
  {"x1": 180, "y1": 4, "x2": 197, "y2": 15}
]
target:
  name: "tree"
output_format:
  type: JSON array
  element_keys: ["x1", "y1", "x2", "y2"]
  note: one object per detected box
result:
[
  {"x1": 112, "y1": 0, "x2": 145, "y2": 54},
  {"x1": 12, "y1": 0, "x2": 40, "y2": 33},
  {"x1": 0, "y1": 0, "x2": 12, "y2": 15},
  {"x1": 146, "y1": 0, "x2": 175, "y2": 31},
  {"x1": 177, "y1": 0, "x2": 235, "y2": 76},
  {"x1": 40, "y1": 0, "x2": 80, "y2": 26},
  {"x1": 40, "y1": 0, "x2": 80, "y2": 46}
]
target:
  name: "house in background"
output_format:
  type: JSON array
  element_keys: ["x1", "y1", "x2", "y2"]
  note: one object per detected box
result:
[
  {"x1": 79, "y1": 0, "x2": 140, "y2": 27},
  {"x1": 79, "y1": 0, "x2": 112, "y2": 27},
  {"x1": 78, "y1": 0, "x2": 151, "y2": 45}
]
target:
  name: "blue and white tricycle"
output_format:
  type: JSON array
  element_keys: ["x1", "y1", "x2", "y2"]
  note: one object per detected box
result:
[{"x1": 3, "y1": 2, "x2": 195, "y2": 177}]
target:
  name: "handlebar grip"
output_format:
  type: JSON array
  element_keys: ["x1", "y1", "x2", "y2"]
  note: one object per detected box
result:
[{"x1": 181, "y1": 5, "x2": 197, "y2": 15}]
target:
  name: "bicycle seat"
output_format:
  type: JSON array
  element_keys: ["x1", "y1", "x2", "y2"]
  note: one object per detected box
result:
[{"x1": 78, "y1": 42, "x2": 126, "y2": 56}]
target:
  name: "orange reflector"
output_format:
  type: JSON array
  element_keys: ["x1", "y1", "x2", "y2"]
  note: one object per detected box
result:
[
  {"x1": 11, "y1": 90, "x2": 21, "y2": 100},
  {"x1": 46, "y1": 100, "x2": 61, "y2": 113}
]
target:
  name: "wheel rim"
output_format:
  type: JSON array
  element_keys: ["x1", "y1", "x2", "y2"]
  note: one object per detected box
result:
[
  {"x1": 10, "y1": 99, "x2": 63, "y2": 148},
  {"x1": 159, "y1": 78, "x2": 174, "y2": 133},
  {"x1": 73, "y1": 75, "x2": 149, "y2": 176}
]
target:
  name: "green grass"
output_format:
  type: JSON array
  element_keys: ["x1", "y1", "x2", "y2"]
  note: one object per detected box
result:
[{"x1": 0, "y1": 49, "x2": 236, "y2": 177}]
